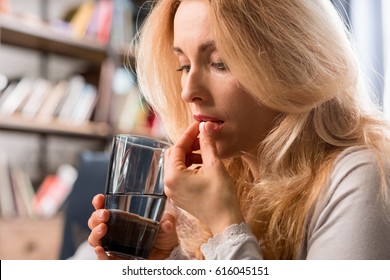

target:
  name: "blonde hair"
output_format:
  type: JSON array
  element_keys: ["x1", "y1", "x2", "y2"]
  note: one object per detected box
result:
[{"x1": 133, "y1": 0, "x2": 390, "y2": 259}]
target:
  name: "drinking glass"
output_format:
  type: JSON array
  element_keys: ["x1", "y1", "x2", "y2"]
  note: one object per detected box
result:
[{"x1": 101, "y1": 134, "x2": 171, "y2": 259}]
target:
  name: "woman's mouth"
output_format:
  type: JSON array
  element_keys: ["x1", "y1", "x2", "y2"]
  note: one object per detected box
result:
[
  {"x1": 194, "y1": 114, "x2": 225, "y2": 131},
  {"x1": 194, "y1": 114, "x2": 224, "y2": 124}
]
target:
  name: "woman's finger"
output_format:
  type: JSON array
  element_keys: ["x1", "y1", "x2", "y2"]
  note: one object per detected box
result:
[
  {"x1": 88, "y1": 223, "x2": 107, "y2": 247},
  {"x1": 199, "y1": 121, "x2": 226, "y2": 177},
  {"x1": 95, "y1": 246, "x2": 110, "y2": 260},
  {"x1": 174, "y1": 121, "x2": 200, "y2": 151},
  {"x1": 92, "y1": 194, "x2": 105, "y2": 210},
  {"x1": 87, "y1": 209, "x2": 109, "y2": 230}
]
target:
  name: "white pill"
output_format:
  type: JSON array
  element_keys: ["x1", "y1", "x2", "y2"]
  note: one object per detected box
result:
[{"x1": 199, "y1": 121, "x2": 205, "y2": 132}]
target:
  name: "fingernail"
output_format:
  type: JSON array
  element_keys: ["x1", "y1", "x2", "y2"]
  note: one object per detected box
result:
[{"x1": 98, "y1": 210, "x2": 104, "y2": 219}]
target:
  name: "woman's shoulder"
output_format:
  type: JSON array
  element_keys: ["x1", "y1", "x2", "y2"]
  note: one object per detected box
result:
[
  {"x1": 308, "y1": 145, "x2": 389, "y2": 234},
  {"x1": 327, "y1": 145, "x2": 387, "y2": 198},
  {"x1": 332, "y1": 145, "x2": 379, "y2": 168},
  {"x1": 300, "y1": 146, "x2": 390, "y2": 259}
]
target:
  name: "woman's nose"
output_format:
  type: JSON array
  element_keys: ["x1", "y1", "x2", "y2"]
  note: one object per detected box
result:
[{"x1": 181, "y1": 69, "x2": 207, "y2": 104}]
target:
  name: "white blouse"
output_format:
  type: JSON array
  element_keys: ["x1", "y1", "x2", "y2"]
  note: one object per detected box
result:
[{"x1": 167, "y1": 146, "x2": 390, "y2": 260}]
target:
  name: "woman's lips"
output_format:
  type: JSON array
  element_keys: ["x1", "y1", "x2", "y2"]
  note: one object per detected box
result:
[
  {"x1": 193, "y1": 114, "x2": 224, "y2": 124},
  {"x1": 194, "y1": 114, "x2": 225, "y2": 132}
]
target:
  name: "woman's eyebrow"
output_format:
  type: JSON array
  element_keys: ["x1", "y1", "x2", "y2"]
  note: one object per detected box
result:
[
  {"x1": 173, "y1": 40, "x2": 215, "y2": 54},
  {"x1": 198, "y1": 41, "x2": 215, "y2": 52},
  {"x1": 173, "y1": 46, "x2": 184, "y2": 53}
]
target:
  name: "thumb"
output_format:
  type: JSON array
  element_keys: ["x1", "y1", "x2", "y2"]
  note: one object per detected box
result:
[{"x1": 199, "y1": 121, "x2": 225, "y2": 174}]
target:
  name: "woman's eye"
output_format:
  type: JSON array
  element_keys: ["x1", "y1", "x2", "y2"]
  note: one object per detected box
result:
[
  {"x1": 212, "y1": 62, "x2": 227, "y2": 71},
  {"x1": 176, "y1": 65, "x2": 191, "y2": 73}
]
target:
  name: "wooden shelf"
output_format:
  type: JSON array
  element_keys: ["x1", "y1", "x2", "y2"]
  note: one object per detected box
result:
[
  {"x1": 0, "y1": 115, "x2": 111, "y2": 140},
  {"x1": 0, "y1": 14, "x2": 108, "y2": 63},
  {"x1": 0, "y1": 13, "x2": 143, "y2": 140}
]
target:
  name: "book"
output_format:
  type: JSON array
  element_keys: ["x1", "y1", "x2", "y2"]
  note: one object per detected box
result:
[
  {"x1": 69, "y1": 0, "x2": 96, "y2": 39},
  {"x1": 0, "y1": 82, "x2": 16, "y2": 110},
  {"x1": 85, "y1": 0, "x2": 102, "y2": 39},
  {"x1": 10, "y1": 167, "x2": 35, "y2": 217},
  {"x1": 96, "y1": 0, "x2": 114, "y2": 44},
  {"x1": 0, "y1": 0, "x2": 10, "y2": 13},
  {"x1": 0, "y1": 152, "x2": 17, "y2": 218},
  {"x1": 0, "y1": 77, "x2": 34, "y2": 116},
  {"x1": 81, "y1": 0, "x2": 114, "y2": 43},
  {"x1": 36, "y1": 79, "x2": 70, "y2": 121},
  {"x1": 69, "y1": 83, "x2": 97, "y2": 123},
  {"x1": 32, "y1": 164, "x2": 78, "y2": 217},
  {"x1": 0, "y1": 73, "x2": 8, "y2": 91},
  {"x1": 20, "y1": 78, "x2": 52, "y2": 118},
  {"x1": 56, "y1": 75, "x2": 86, "y2": 121}
]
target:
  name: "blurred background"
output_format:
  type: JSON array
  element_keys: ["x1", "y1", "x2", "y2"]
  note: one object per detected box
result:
[{"x1": 0, "y1": 0, "x2": 388, "y2": 260}]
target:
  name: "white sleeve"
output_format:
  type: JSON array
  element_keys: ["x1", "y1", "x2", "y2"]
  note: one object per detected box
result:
[
  {"x1": 165, "y1": 245, "x2": 191, "y2": 260},
  {"x1": 200, "y1": 223, "x2": 263, "y2": 260},
  {"x1": 304, "y1": 148, "x2": 390, "y2": 259}
]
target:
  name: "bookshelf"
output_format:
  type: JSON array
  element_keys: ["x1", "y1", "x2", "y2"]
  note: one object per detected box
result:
[
  {"x1": 0, "y1": 2, "x2": 154, "y2": 136},
  {"x1": 0, "y1": 0, "x2": 153, "y2": 259},
  {"x1": 0, "y1": 13, "x2": 107, "y2": 63},
  {"x1": 0, "y1": 12, "x2": 124, "y2": 136},
  {"x1": 0, "y1": 1, "x2": 156, "y2": 154},
  {"x1": 0, "y1": 0, "x2": 154, "y2": 181},
  {"x1": 0, "y1": 114, "x2": 110, "y2": 140},
  {"x1": 0, "y1": 13, "x2": 114, "y2": 180}
]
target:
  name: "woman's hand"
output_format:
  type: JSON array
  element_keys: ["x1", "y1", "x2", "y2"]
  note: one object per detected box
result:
[
  {"x1": 87, "y1": 194, "x2": 132, "y2": 260},
  {"x1": 164, "y1": 121, "x2": 244, "y2": 235},
  {"x1": 87, "y1": 194, "x2": 112, "y2": 260},
  {"x1": 148, "y1": 201, "x2": 179, "y2": 259},
  {"x1": 88, "y1": 194, "x2": 179, "y2": 260}
]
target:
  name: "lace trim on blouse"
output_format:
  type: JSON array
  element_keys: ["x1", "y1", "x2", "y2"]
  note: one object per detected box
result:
[
  {"x1": 166, "y1": 245, "x2": 190, "y2": 260},
  {"x1": 200, "y1": 222, "x2": 253, "y2": 258}
]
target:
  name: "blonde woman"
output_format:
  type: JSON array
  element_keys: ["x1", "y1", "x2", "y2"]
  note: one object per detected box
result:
[{"x1": 88, "y1": 0, "x2": 390, "y2": 259}]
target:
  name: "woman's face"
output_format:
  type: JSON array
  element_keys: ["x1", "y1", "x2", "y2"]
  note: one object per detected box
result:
[{"x1": 173, "y1": 0, "x2": 279, "y2": 161}]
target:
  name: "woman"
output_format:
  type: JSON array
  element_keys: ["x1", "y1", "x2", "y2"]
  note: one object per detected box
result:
[{"x1": 88, "y1": 0, "x2": 390, "y2": 259}]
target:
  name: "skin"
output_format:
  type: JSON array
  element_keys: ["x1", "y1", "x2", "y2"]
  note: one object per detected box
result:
[
  {"x1": 88, "y1": 194, "x2": 179, "y2": 260},
  {"x1": 174, "y1": 1, "x2": 279, "y2": 170},
  {"x1": 88, "y1": 0, "x2": 279, "y2": 259}
]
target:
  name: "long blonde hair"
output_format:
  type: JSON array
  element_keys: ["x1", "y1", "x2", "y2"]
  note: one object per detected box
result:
[{"x1": 133, "y1": 0, "x2": 390, "y2": 259}]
